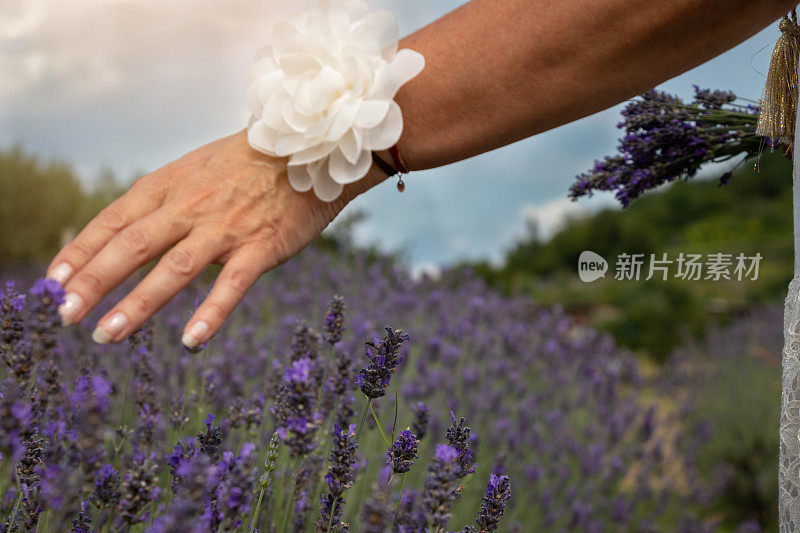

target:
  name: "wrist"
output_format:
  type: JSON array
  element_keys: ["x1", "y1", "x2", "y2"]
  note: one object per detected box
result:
[{"x1": 341, "y1": 150, "x2": 393, "y2": 202}]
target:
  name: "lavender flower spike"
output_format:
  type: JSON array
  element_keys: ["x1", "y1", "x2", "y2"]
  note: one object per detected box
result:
[
  {"x1": 422, "y1": 444, "x2": 460, "y2": 530},
  {"x1": 356, "y1": 326, "x2": 410, "y2": 399},
  {"x1": 273, "y1": 358, "x2": 320, "y2": 457},
  {"x1": 474, "y1": 473, "x2": 512, "y2": 532},
  {"x1": 323, "y1": 295, "x2": 346, "y2": 345},
  {"x1": 411, "y1": 402, "x2": 429, "y2": 439},
  {"x1": 316, "y1": 423, "x2": 358, "y2": 532},
  {"x1": 387, "y1": 429, "x2": 420, "y2": 474},
  {"x1": 446, "y1": 412, "x2": 478, "y2": 479}
]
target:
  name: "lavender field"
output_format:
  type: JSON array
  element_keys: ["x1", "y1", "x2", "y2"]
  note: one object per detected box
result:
[{"x1": 0, "y1": 245, "x2": 776, "y2": 532}]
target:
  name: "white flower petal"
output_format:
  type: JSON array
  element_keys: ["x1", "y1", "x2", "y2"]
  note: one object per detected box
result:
[
  {"x1": 328, "y1": 3, "x2": 350, "y2": 37},
  {"x1": 246, "y1": 55, "x2": 277, "y2": 86},
  {"x1": 328, "y1": 146, "x2": 372, "y2": 184},
  {"x1": 275, "y1": 131, "x2": 312, "y2": 156},
  {"x1": 339, "y1": 129, "x2": 362, "y2": 164},
  {"x1": 391, "y1": 49, "x2": 425, "y2": 87},
  {"x1": 326, "y1": 98, "x2": 361, "y2": 142},
  {"x1": 362, "y1": 100, "x2": 402, "y2": 151},
  {"x1": 262, "y1": 91, "x2": 290, "y2": 131},
  {"x1": 279, "y1": 53, "x2": 322, "y2": 77},
  {"x1": 313, "y1": 168, "x2": 345, "y2": 202},
  {"x1": 273, "y1": 20, "x2": 332, "y2": 62},
  {"x1": 253, "y1": 45, "x2": 273, "y2": 63},
  {"x1": 247, "y1": 121, "x2": 279, "y2": 155},
  {"x1": 348, "y1": 19, "x2": 382, "y2": 57},
  {"x1": 247, "y1": 73, "x2": 282, "y2": 116},
  {"x1": 369, "y1": 49, "x2": 425, "y2": 101},
  {"x1": 355, "y1": 100, "x2": 390, "y2": 129},
  {"x1": 289, "y1": 142, "x2": 336, "y2": 165},
  {"x1": 287, "y1": 163, "x2": 314, "y2": 192},
  {"x1": 344, "y1": 0, "x2": 370, "y2": 20},
  {"x1": 305, "y1": 65, "x2": 346, "y2": 114},
  {"x1": 366, "y1": 10, "x2": 398, "y2": 60},
  {"x1": 271, "y1": 20, "x2": 300, "y2": 60},
  {"x1": 281, "y1": 99, "x2": 318, "y2": 133}
]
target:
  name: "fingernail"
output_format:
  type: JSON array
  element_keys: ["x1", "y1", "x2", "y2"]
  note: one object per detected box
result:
[
  {"x1": 182, "y1": 321, "x2": 209, "y2": 348},
  {"x1": 92, "y1": 312, "x2": 127, "y2": 344},
  {"x1": 58, "y1": 292, "x2": 83, "y2": 326},
  {"x1": 48, "y1": 262, "x2": 73, "y2": 285}
]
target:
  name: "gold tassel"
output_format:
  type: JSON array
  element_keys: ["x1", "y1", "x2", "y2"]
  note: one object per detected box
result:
[{"x1": 757, "y1": 10, "x2": 800, "y2": 147}]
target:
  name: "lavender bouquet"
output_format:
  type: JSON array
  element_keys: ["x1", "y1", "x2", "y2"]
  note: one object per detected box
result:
[{"x1": 570, "y1": 86, "x2": 772, "y2": 207}]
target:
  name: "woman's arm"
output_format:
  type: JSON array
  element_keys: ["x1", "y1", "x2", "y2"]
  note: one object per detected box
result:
[
  {"x1": 47, "y1": 0, "x2": 796, "y2": 347},
  {"x1": 396, "y1": 0, "x2": 797, "y2": 169}
]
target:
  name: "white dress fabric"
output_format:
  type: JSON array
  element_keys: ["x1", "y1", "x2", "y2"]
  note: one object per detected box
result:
[
  {"x1": 781, "y1": 277, "x2": 800, "y2": 531},
  {"x1": 779, "y1": 59, "x2": 800, "y2": 533}
]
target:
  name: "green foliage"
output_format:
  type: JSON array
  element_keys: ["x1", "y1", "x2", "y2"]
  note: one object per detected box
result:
[
  {"x1": 669, "y1": 309, "x2": 782, "y2": 530},
  {"x1": 0, "y1": 147, "x2": 122, "y2": 265},
  {"x1": 478, "y1": 154, "x2": 794, "y2": 360}
]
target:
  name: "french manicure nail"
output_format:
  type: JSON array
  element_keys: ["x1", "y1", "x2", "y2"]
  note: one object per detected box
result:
[
  {"x1": 182, "y1": 321, "x2": 209, "y2": 348},
  {"x1": 58, "y1": 292, "x2": 83, "y2": 326},
  {"x1": 92, "y1": 312, "x2": 127, "y2": 344},
  {"x1": 48, "y1": 262, "x2": 73, "y2": 285}
]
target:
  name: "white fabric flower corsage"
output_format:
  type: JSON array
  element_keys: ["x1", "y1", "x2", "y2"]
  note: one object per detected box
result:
[{"x1": 246, "y1": 0, "x2": 425, "y2": 202}]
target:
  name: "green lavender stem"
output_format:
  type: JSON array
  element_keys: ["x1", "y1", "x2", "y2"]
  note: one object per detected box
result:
[
  {"x1": 250, "y1": 489, "x2": 265, "y2": 533},
  {"x1": 279, "y1": 458, "x2": 302, "y2": 533},
  {"x1": 325, "y1": 496, "x2": 339, "y2": 533},
  {"x1": 369, "y1": 402, "x2": 390, "y2": 448},
  {"x1": 393, "y1": 472, "x2": 408, "y2": 522},
  {"x1": 355, "y1": 398, "x2": 371, "y2": 441}
]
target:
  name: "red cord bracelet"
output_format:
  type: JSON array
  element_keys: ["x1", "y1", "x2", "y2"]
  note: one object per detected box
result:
[{"x1": 371, "y1": 144, "x2": 409, "y2": 192}]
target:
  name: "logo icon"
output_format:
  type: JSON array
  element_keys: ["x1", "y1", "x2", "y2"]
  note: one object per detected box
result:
[{"x1": 578, "y1": 251, "x2": 608, "y2": 282}]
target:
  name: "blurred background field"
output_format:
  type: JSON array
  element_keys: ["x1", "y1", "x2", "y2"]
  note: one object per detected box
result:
[{"x1": 0, "y1": 146, "x2": 788, "y2": 530}]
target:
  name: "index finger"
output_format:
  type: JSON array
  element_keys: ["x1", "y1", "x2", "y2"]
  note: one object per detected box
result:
[{"x1": 46, "y1": 173, "x2": 165, "y2": 286}]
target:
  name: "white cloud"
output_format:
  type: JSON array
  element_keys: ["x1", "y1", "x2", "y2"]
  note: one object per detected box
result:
[
  {"x1": 521, "y1": 195, "x2": 616, "y2": 242},
  {"x1": 0, "y1": 0, "x2": 302, "y2": 108}
]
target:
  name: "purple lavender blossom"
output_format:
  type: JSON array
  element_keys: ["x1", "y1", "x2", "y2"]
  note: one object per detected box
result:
[
  {"x1": 472, "y1": 473, "x2": 512, "y2": 532},
  {"x1": 411, "y1": 401, "x2": 429, "y2": 439},
  {"x1": 323, "y1": 295, "x2": 346, "y2": 345},
  {"x1": 422, "y1": 444, "x2": 460, "y2": 529},
  {"x1": 316, "y1": 423, "x2": 358, "y2": 532},
  {"x1": 197, "y1": 413, "x2": 222, "y2": 462},
  {"x1": 28, "y1": 278, "x2": 65, "y2": 361},
  {"x1": 388, "y1": 429, "x2": 420, "y2": 474},
  {"x1": 290, "y1": 454, "x2": 323, "y2": 532},
  {"x1": 212, "y1": 444, "x2": 258, "y2": 530},
  {"x1": 118, "y1": 455, "x2": 162, "y2": 525},
  {"x1": 0, "y1": 379, "x2": 35, "y2": 461},
  {"x1": 165, "y1": 437, "x2": 199, "y2": 489},
  {"x1": 272, "y1": 358, "x2": 320, "y2": 457},
  {"x1": 359, "y1": 489, "x2": 394, "y2": 533},
  {"x1": 0, "y1": 281, "x2": 26, "y2": 358},
  {"x1": 92, "y1": 464, "x2": 121, "y2": 508},
  {"x1": 68, "y1": 502, "x2": 93, "y2": 533},
  {"x1": 227, "y1": 393, "x2": 264, "y2": 431},
  {"x1": 446, "y1": 412, "x2": 478, "y2": 479},
  {"x1": 150, "y1": 452, "x2": 217, "y2": 532},
  {"x1": 356, "y1": 326, "x2": 410, "y2": 399}
]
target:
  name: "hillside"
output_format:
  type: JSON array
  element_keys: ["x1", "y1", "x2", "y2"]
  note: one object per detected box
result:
[{"x1": 472, "y1": 153, "x2": 794, "y2": 359}]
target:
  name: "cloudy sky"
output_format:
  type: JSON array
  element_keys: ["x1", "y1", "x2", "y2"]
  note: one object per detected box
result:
[{"x1": 0, "y1": 0, "x2": 784, "y2": 266}]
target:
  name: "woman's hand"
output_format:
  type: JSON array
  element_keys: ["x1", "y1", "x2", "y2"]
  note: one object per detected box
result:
[{"x1": 46, "y1": 130, "x2": 376, "y2": 347}]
